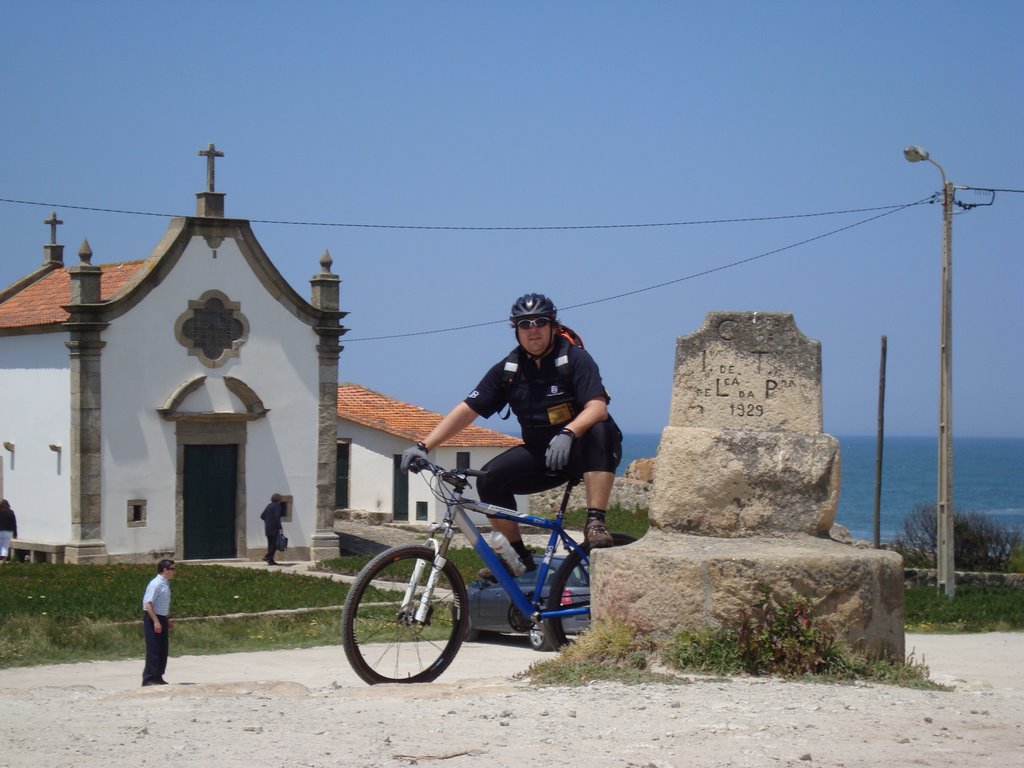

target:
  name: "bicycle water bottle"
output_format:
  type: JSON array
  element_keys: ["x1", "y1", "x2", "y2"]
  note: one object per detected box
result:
[{"x1": 488, "y1": 531, "x2": 526, "y2": 576}]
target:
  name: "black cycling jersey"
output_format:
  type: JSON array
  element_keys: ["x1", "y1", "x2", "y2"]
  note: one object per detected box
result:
[{"x1": 465, "y1": 344, "x2": 610, "y2": 446}]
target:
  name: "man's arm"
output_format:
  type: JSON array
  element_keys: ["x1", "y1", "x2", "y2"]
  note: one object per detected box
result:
[
  {"x1": 145, "y1": 600, "x2": 163, "y2": 634},
  {"x1": 562, "y1": 397, "x2": 609, "y2": 439},
  {"x1": 421, "y1": 402, "x2": 480, "y2": 451}
]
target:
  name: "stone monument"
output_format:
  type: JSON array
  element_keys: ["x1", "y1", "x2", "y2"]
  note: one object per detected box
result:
[{"x1": 592, "y1": 312, "x2": 904, "y2": 657}]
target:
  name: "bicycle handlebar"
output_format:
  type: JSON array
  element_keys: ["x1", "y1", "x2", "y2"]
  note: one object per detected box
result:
[{"x1": 408, "y1": 457, "x2": 487, "y2": 492}]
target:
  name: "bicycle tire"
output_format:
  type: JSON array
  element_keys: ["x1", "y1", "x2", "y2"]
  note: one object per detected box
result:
[
  {"x1": 543, "y1": 532, "x2": 635, "y2": 649},
  {"x1": 341, "y1": 544, "x2": 468, "y2": 684}
]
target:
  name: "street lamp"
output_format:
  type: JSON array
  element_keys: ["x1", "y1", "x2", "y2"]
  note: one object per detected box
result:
[{"x1": 904, "y1": 144, "x2": 956, "y2": 597}]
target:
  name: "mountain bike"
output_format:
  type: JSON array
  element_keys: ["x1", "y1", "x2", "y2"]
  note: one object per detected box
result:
[{"x1": 340, "y1": 457, "x2": 634, "y2": 684}]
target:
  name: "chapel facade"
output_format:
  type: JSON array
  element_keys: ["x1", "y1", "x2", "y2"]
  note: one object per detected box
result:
[{"x1": 0, "y1": 146, "x2": 347, "y2": 563}]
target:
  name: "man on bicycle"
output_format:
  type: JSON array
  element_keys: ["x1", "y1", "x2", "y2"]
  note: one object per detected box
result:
[{"x1": 401, "y1": 292, "x2": 622, "y2": 577}]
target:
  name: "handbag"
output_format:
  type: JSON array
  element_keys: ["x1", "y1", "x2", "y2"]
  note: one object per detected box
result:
[{"x1": 276, "y1": 532, "x2": 288, "y2": 552}]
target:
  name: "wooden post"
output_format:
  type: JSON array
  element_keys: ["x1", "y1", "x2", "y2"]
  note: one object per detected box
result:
[{"x1": 873, "y1": 335, "x2": 887, "y2": 549}]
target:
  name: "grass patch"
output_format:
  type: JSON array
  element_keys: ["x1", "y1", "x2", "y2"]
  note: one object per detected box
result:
[
  {"x1": 529, "y1": 618, "x2": 944, "y2": 691},
  {"x1": 527, "y1": 621, "x2": 680, "y2": 686},
  {"x1": 3, "y1": 556, "x2": 1020, "y2": 677},
  {"x1": 0, "y1": 562, "x2": 349, "y2": 668},
  {"x1": 0, "y1": 610, "x2": 343, "y2": 668},
  {"x1": 904, "y1": 584, "x2": 1024, "y2": 632},
  {"x1": 0, "y1": 562, "x2": 348, "y2": 622}
]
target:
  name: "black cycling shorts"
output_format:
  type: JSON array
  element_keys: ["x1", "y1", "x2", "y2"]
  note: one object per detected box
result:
[{"x1": 475, "y1": 418, "x2": 622, "y2": 510}]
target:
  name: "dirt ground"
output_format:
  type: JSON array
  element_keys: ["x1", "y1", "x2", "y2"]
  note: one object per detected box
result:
[{"x1": 0, "y1": 631, "x2": 1021, "y2": 768}]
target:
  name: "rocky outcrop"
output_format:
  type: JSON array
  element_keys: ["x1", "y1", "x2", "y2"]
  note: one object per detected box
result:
[
  {"x1": 592, "y1": 312, "x2": 905, "y2": 659},
  {"x1": 529, "y1": 457, "x2": 654, "y2": 515}
]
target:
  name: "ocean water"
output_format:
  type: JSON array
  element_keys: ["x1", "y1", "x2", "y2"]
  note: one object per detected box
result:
[{"x1": 620, "y1": 433, "x2": 1024, "y2": 543}]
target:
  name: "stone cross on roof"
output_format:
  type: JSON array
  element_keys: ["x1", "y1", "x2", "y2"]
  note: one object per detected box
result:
[
  {"x1": 44, "y1": 210, "x2": 63, "y2": 244},
  {"x1": 197, "y1": 143, "x2": 224, "y2": 192}
]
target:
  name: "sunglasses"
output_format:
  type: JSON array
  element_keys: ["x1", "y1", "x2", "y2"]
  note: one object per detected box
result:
[{"x1": 515, "y1": 317, "x2": 553, "y2": 330}]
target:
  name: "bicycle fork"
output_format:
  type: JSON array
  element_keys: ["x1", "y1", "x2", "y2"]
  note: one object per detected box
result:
[{"x1": 404, "y1": 535, "x2": 454, "y2": 625}]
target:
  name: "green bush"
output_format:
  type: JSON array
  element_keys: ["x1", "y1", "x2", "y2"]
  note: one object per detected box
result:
[
  {"x1": 891, "y1": 504, "x2": 1023, "y2": 571},
  {"x1": 660, "y1": 588, "x2": 938, "y2": 688},
  {"x1": 1009, "y1": 544, "x2": 1024, "y2": 574}
]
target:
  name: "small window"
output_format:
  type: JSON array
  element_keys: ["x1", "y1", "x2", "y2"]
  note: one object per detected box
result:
[
  {"x1": 415, "y1": 501, "x2": 429, "y2": 522},
  {"x1": 279, "y1": 494, "x2": 294, "y2": 522},
  {"x1": 127, "y1": 499, "x2": 147, "y2": 528},
  {"x1": 456, "y1": 451, "x2": 471, "y2": 470}
]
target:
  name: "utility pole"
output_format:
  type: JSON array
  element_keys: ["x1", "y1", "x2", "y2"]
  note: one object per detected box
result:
[{"x1": 904, "y1": 145, "x2": 956, "y2": 597}]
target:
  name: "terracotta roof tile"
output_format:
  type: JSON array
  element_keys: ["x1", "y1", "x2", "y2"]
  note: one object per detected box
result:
[
  {"x1": 337, "y1": 383, "x2": 520, "y2": 447},
  {"x1": 0, "y1": 261, "x2": 145, "y2": 329}
]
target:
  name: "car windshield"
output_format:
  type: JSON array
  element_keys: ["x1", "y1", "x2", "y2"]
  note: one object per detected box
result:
[{"x1": 509, "y1": 558, "x2": 587, "y2": 589}]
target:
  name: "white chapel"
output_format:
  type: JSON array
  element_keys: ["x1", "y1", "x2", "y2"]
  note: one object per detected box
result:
[
  {"x1": 0, "y1": 146, "x2": 347, "y2": 564},
  {"x1": 0, "y1": 146, "x2": 522, "y2": 565}
]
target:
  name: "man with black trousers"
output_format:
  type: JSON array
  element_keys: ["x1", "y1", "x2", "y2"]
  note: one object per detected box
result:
[
  {"x1": 141, "y1": 559, "x2": 175, "y2": 686},
  {"x1": 260, "y1": 493, "x2": 285, "y2": 565}
]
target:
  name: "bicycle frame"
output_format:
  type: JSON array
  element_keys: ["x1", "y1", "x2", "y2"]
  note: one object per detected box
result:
[{"x1": 426, "y1": 480, "x2": 588, "y2": 627}]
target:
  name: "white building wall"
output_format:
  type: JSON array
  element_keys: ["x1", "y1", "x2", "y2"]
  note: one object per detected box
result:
[
  {"x1": 99, "y1": 235, "x2": 321, "y2": 555},
  {"x1": 0, "y1": 333, "x2": 71, "y2": 542},
  {"x1": 337, "y1": 418, "x2": 527, "y2": 525}
]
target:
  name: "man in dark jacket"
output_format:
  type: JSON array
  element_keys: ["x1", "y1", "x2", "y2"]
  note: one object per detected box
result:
[
  {"x1": 259, "y1": 493, "x2": 285, "y2": 566},
  {"x1": 0, "y1": 499, "x2": 17, "y2": 562},
  {"x1": 401, "y1": 293, "x2": 621, "y2": 578}
]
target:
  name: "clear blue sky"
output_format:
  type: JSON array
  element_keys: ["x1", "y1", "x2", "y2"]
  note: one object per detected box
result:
[{"x1": 3, "y1": 2, "x2": 1022, "y2": 438}]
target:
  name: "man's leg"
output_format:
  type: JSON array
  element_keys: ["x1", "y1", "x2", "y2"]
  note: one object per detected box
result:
[
  {"x1": 577, "y1": 418, "x2": 622, "y2": 549},
  {"x1": 583, "y1": 470, "x2": 614, "y2": 509},
  {"x1": 582, "y1": 471, "x2": 616, "y2": 548},
  {"x1": 477, "y1": 445, "x2": 563, "y2": 574},
  {"x1": 156, "y1": 615, "x2": 170, "y2": 681},
  {"x1": 142, "y1": 615, "x2": 161, "y2": 685}
]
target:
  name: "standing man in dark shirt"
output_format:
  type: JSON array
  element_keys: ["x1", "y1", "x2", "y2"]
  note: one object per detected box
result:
[
  {"x1": 0, "y1": 499, "x2": 17, "y2": 562},
  {"x1": 401, "y1": 293, "x2": 622, "y2": 577},
  {"x1": 260, "y1": 493, "x2": 285, "y2": 566}
]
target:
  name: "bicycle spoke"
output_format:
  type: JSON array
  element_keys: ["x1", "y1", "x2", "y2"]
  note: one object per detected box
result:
[{"x1": 342, "y1": 545, "x2": 467, "y2": 684}]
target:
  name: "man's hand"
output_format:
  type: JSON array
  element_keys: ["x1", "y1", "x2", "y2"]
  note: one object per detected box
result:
[
  {"x1": 400, "y1": 442, "x2": 428, "y2": 473},
  {"x1": 545, "y1": 429, "x2": 575, "y2": 471}
]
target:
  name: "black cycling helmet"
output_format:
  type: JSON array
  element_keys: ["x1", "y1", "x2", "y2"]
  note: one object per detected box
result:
[{"x1": 509, "y1": 293, "x2": 557, "y2": 324}]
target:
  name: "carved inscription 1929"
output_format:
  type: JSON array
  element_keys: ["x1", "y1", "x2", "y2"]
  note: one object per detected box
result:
[{"x1": 668, "y1": 312, "x2": 823, "y2": 434}]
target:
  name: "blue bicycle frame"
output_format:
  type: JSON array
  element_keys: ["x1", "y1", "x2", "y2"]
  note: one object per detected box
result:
[{"x1": 444, "y1": 483, "x2": 589, "y2": 626}]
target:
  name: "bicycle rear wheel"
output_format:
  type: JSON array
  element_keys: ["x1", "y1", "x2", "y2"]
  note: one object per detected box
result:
[
  {"x1": 543, "y1": 533, "x2": 635, "y2": 649},
  {"x1": 341, "y1": 544, "x2": 468, "y2": 684}
]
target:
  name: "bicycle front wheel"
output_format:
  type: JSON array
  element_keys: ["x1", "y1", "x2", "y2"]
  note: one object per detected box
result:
[
  {"x1": 543, "y1": 533, "x2": 635, "y2": 649},
  {"x1": 341, "y1": 544, "x2": 468, "y2": 684}
]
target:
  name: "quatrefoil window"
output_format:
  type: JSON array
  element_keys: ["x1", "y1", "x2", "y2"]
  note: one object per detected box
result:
[{"x1": 174, "y1": 290, "x2": 250, "y2": 368}]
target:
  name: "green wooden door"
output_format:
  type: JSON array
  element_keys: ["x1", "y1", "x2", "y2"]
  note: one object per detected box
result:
[
  {"x1": 392, "y1": 454, "x2": 408, "y2": 521},
  {"x1": 335, "y1": 442, "x2": 350, "y2": 509},
  {"x1": 183, "y1": 444, "x2": 238, "y2": 559}
]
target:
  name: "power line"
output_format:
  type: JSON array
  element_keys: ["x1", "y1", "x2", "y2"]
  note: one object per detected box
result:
[
  {"x1": 0, "y1": 195, "x2": 928, "y2": 231},
  {"x1": 343, "y1": 196, "x2": 934, "y2": 342}
]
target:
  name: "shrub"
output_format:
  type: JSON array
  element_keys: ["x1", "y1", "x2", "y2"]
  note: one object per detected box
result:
[
  {"x1": 527, "y1": 620, "x2": 675, "y2": 686},
  {"x1": 891, "y1": 504, "x2": 1023, "y2": 572},
  {"x1": 660, "y1": 588, "x2": 938, "y2": 688},
  {"x1": 1009, "y1": 544, "x2": 1024, "y2": 574},
  {"x1": 736, "y1": 588, "x2": 841, "y2": 676}
]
